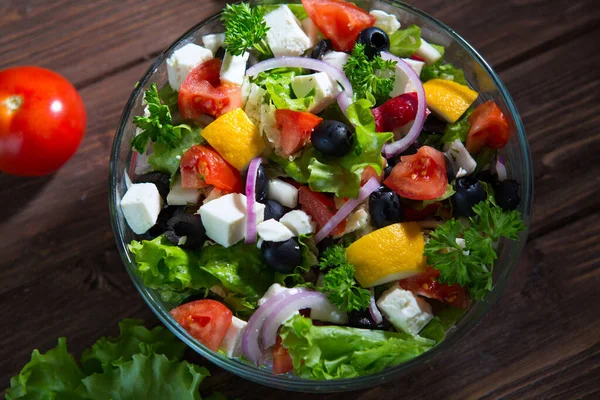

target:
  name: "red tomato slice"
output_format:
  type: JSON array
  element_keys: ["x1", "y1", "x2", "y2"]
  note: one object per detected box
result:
[
  {"x1": 178, "y1": 59, "x2": 242, "y2": 120},
  {"x1": 383, "y1": 146, "x2": 448, "y2": 200},
  {"x1": 170, "y1": 299, "x2": 233, "y2": 351},
  {"x1": 398, "y1": 266, "x2": 471, "y2": 309},
  {"x1": 466, "y1": 101, "x2": 510, "y2": 154},
  {"x1": 302, "y1": 0, "x2": 375, "y2": 52},
  {"x1": 298, "y1": 186, "x2": 346, "y2": 236},
  {"x1": 275, "y1": 109, "x2": 323, "y2": 156},
  {"x1": 180, "y1": 145, "x2": 243, "y2": 192},
  {"x1": 371, "y1": 92, "x2": 418, "y2": 132},
  {"x1": 360, "y1": 165, "x2": 382, "y2": 186},
  {"x1": 273, "y1": 335, "x2": 294, "y2": 375}
]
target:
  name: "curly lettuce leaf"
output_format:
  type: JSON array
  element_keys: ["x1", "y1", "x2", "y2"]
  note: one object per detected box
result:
[
  {"x1": 388, "y1": 25, "x2": 422, "y2": 58},
  {"x1": 148, "y1": 127, "x2": 204, "y2": 176},
  {"x1": 280, "y1": 315, "x2": 435, "y2": 379},
  {"x1": 251, "y1": 67, "x2": 314, "y2": 112},
  {"x1": 420, "y1": 307, "x2": 466, "y2": 343}
]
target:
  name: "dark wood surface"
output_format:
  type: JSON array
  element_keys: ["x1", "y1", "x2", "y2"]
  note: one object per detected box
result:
[{"x1": 1, "y1": 0, "x2": 599, "y2": 398}]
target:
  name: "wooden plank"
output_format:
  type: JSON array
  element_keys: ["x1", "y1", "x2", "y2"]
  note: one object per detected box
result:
[{"x1": 1, "y1": 0, "x2": 599, "y2": 88}]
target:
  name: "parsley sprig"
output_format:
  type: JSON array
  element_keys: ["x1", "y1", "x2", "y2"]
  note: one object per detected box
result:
[
  {"x1": 343, "y1": 43, "x2": 397, "y2": 105},
  {"x1": 318, "y1": 245, "x2": 371, "y2": 312},
  {"x1": 131, "y1": 84, "x2": 190, "y2": 154},
  {"x1": 221, "y1": 3, "x2": 271, "y2": 57},
  {"x1": 425, "y1": 200, "x2": 526, "y2": 300}
]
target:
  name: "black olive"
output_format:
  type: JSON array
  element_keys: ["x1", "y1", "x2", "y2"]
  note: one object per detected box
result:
[
  {"x1": 147, "y1": 206, "x2": 184, "y2": 238},
  {"x1": 399, "y1": 141, "x2": 422, "y2": 157},
  {"x1": 264, "y1": 200, "x2": 289, "y2": 221},
  {"x1": 311, "y1": 120, "x2": 354, "y2": 157},
  {"x1": 444, "y1": 155, "x2": 455, "y2": 182},
  {"x1": 165, "y1": 212, "x2": 206, "y2": 249},
  {"x1": 347, "y1": 310, "x2": 391, "y2": 330},
  {"x1": 255, "y1": 165, "x2": 269, "y2": 203},
  {"x1": 310, "y1": 39, "x2": 333, "y2": 60},
  {"x1": 261, "y1": 238, "x2": 302, "y2": 273},
  {"x1": 452, "y1": 177, "x2": 487, "y2": 217},
  {"x1": 476, "y1": 169, "x2": 498, "y2": 184},
  {"x1": 356, "y1": 27, "x2": 390, "y2": 59},
  {"x1": 369, "y1": 187, "x2": 404, "y2": 229},
  {"x1": 493, "y1": 179, "x2": 521, "y2": 211},
  {"x1": 215, "y1": 47, "x2": 226, "y2": 60},
  {"x1": 316, "y1": 236, "x2": 334, "y2": 256},
  {"x1": 135, "y1": 172, "x2": 170, "y2": 201},
  {"x1": 384, "y1": 164, "x2": 393, "y2": 178},
  {"x1": 423, "y1": 114, "x2": 447, "y2": 133}
]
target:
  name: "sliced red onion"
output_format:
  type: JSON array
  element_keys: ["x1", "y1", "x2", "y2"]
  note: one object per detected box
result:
[
  {"x1": 245, "y1": 157, "x2": 262, "y2": 244},
  {"x1": 380, "y1": 52, "x2": 427, "y2": 158},
  {"x1": 492, "y1": 155, "x2": 507, "y2": 181},
  {"x1": 261, "y1": 291, "x2": 329, "y2": 350},
  {"x1": 242, "y1": 287, "x2": 308, "y2": 364},
  {"x1": 369, "y1": 288, "x2": 383, "y2": 325},
  {"x1": 337, "y1": 91, "x2": 352, "y2": 116},
  {"x1": 314, "y1": 176, "x2": 381, "y2": 243},
  {"x1": 246, "y1": 56, "x2": 353, "y2": 102}
]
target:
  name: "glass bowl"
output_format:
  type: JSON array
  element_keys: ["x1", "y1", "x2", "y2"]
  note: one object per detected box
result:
[{"x1": 109, "y1": 0, "x2": 533, "y2": 393}]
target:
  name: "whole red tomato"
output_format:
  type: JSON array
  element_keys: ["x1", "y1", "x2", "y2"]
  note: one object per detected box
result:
[{"x1": 0, "y1": 66, "x2": 86, "y2": 176}]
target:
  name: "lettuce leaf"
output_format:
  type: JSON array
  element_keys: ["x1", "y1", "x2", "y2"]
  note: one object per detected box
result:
[
  {"x1": 251, "y1": 67, "x2": 314, "y2": 112},
  {"x1": 388, "y1": 25, "x2": 422, "y2": 58},
  {"x1": 280, "y1": 315, "x2": 435, "y2": 379},
  {"x1": 420, "y1": 306, "x2": 466, "y2": 343},
  {"x1": 421, "y1": 61, "x2": 468, "y2": 86},
  {"x1": 440, "y1": 108, "x2": 473, "y2": 144},
  {"x1": 148, "y1": 127, "x2": 204, "y2": 175},
  {"x1": 261, "y1": 4, "x2": 308, "y2": 20},
  {"x1": 82, "y1": 353, "x2": 208, "y2": 400}
]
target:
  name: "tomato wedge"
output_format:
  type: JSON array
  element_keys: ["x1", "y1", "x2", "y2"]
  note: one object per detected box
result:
[
  {"x1": 302, "y1": 0, "x2": 375, "y2": 52},
  {"x1": 398, "y1": 266, "x2": 471, "y2": 309},
  {"x1": 180, "y1": 145, "x2": 243, "y2": 192},
  {"x1": 170, "y1": 299, "x2": 233, "y2": 351},
  {"x1": 466, "y1": 101, "x2": 510, "y2": 154},
  {"x1": 383, "y1": 146, "x2": 448, "y2": 200},
  {"x1": 178, "y1": 58, "x2": 242, "y2": 120},
  {"x1": 275, "y1": 109, "x2": 323, "y2": 156},
  {"x1": 298, "y1": 186, "x2": 346, "y2": 236},
  {"x1": 273, "y1": 335, "x2": 294, "y2": 375}
]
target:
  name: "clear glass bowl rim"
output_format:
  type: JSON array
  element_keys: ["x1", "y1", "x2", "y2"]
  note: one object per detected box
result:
[{"x1": 108, "y1": 0, "x2": 534, "y2": 392}]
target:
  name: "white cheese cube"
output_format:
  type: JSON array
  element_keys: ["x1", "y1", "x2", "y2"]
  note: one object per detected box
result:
[
  {"x1": 220, "y1": 51, "x2": 249, "y2": 86},
  {"x1": 257, "y1": 219, "x2": 294, "y2": 242},
  {"x1": 415, "y1": 38, "x2": 442, "y2": 65},
  {"x1": 202, "y1": 33, "x2": 225, "y2": 54},
  {"x1": 280, "y1": 210, "x2": 315, "y2": 236},
  {"x1": 219, "y1": 316, "x2": 247, "y2": 358},
  {"x1": 264, "y1": 5, "x2": 311, "y2": 57},
  {"x1": 167, "y1": 175, "x2": 200, "y2": 206},
  {"x1": 267, "y1": 178, "x2": 298, "y2": 209},
  {"x1": 376, "y1": 288, "x2": 433, "y2": 335},
  {"x1": 310, "y1": 301, "x2": 348, "y2": 324},
  {"x1": 198, "y1": 193, "x2": 265, "y2": 247},
  {"x1": 121, "y1": 183, "x2": 163, "y2": 235},
  {"x1": 444, "y1": 139, "x2": 477, "y2": 176},
  {"x1": 292, "y1": 72, "x2": 339, "y2": 113},
  {"x1": 334, "y1": 206, "x2": 371, "y2": 238},
  {"x1": 258, "y1": 283, "x2": 289, "y2": 306},
  {"x1": 301, "y1": 18, "x2": 321, "y2": 47},
  {"x1": 166, "y1": 43, "x2": 213, "y2": 91},
  {"x1": 369, "y1": 10, "x2": 401, "y2": 34},
  {"x1": 390, "y1": 58, "x2": 426, "y2": 97},
  {"x1": 322, "y1": 51, "x2": 350, "y2": 71}
]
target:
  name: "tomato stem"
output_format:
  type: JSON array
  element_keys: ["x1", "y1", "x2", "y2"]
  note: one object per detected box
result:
[{"x1": 5, "y1": 95, "x2": 23, "y2": 112}]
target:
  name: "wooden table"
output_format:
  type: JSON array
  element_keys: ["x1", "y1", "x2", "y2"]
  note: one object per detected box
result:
[{"x1": 1, "y1": 0, "x2": 599, "y2": 398}]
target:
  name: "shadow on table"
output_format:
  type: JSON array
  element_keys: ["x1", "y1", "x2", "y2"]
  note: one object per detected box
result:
[{"x1": 0, "y1": 173, "x2": 54, "y2": 221}]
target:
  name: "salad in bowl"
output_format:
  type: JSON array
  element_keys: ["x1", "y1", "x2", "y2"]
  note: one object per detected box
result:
[{"x1": 113, "y1": 0, "x2": 529, "y2": 387}]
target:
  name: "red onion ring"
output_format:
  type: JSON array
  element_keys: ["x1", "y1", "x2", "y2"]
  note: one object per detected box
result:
[
  {"x1": 491, "y1": 154, "x2": 507, "y2": 181},
  {"x1": 380, "y1": 52, "x2": 427, "y2": 158},
  {"x1": 241, "y1": 287, "x2": 308, "y2": 364},
  {"x1": 245, "y1": 157, "x2": 262, "y2": 244},
  {"x1": 314, "y1": 176, "x2": 381, "y2": 243},
  {"x1": 261, "y1": 291, "x2": 329, "y2": 350},
  {"x1": 369, "y1": 288, "x2": 383, "y2": 325}
]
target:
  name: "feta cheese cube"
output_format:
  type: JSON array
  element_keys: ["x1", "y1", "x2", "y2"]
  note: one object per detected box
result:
[
  {"x1": 167, "y1": 175, "x2": 200, "y2": 206},
  {"x1": 280, "y1": 210, "x2": 315, "y2": 236},
  {"x1": 376, "y1": 288, "x2": 433, "y2": 335},
  {"x1": 258, "y1": 283, "x2": 289, "y2": 306},
  {"x1": 257, "y1": 219, "x2": 294, "y2": 242},
  {"x1": 334, "y1": 205, "x2": 371, "y2": 238},
  {"x1": 301, "y1": 18, "x2": 321, "y2": 47},
  {"x1": 292, "y1": 72, "x2": 340, "y2": 113},
  {"x1": 264, "y1": 5, "x2": 311, "y2": 57},
  {"x1": 220, "y1": 51, "x2": 249, "y2": 86},
  {"x1": 444, "y1": 139, "x2": 477, "y2": 176},
  {"x1": 369, "y1": 10, "x2": 401, "y2": 34},
  {"x1": 415, "y1": 38, "x2": 442, "y2": 65},
  {"x1": 121, "y1": 183, "x2": 163, "y2": 234},
  {"x1": 198, "y1": 193, "x2": 265, "y2": 247},
  {"x1": 322, "y1": 51, "x2": 350, "y2": 71},
  {"x1": 202, "y1": 33, "x2": 225, "y2": 54},
  {"x1": 310, "y1": 301, "x2": 348, "y2": 324},
  {"x1": 219, "y1": 316, "x2": 247, "y2": 357},
  {"x1": 390, "y1": 58, "x2": 426, "y2": 97},
  {"x1": 267, "y1": 178, "x2": 298, "y2": 208},
  {"x1": 166, "y1": 43, "x2": 213, "y2": 91}
]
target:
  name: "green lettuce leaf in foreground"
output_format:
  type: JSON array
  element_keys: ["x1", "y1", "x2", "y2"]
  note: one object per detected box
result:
[
  {"x1": 148, "y1": 126, "x2": 204, "y2": 176},
  {"x1": 280, "y1": 315, "x2": 435, "y2": 379}
]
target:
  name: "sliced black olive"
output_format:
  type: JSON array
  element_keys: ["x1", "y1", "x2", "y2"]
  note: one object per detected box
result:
[
  {"x1": 356, "y1": 27, "x2": 390, "y2": 58},
  {"x1": 261, "y1": 238, "x2": 302, "y2": 273},
  {"x1": 423, "y1": 114, "x2": 447, "y2": 133},
  {"x1": 264, "y1": 200, "x2": 289, "y2": 221},
  {"x1": 452, "y1": 177, "x2": 487, "y2": 217},
  {"x1": 311, "y1": 120, "x2": 354, "y2": 157},
  {"x1": 493, "y1": 179, "x2": 521, "y2": 211},
  {"x1": 310, "y1": 39, "x2": 333, "y2": 60},
  {"x1": 347, "y1": 310, "x2": 391, "y2": 330},
  {"x1": 369, "y1": 187, "x2": 404, "y2": 229},
  {"x1": 165, "y1": 213, "x2": 206, "y2": 249},
  {"x1": 135, "y1": 172, "x2": 170, "y2": 201},
  {"x1": 147, "y1": 206, "x2": 184, "y2": 238},
  {"x1": 255, "y1": 165, "x2": 269, "y2": 203},
  {"x1": 215, "y1": 47, "x2": 226, "y2": 60}
]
